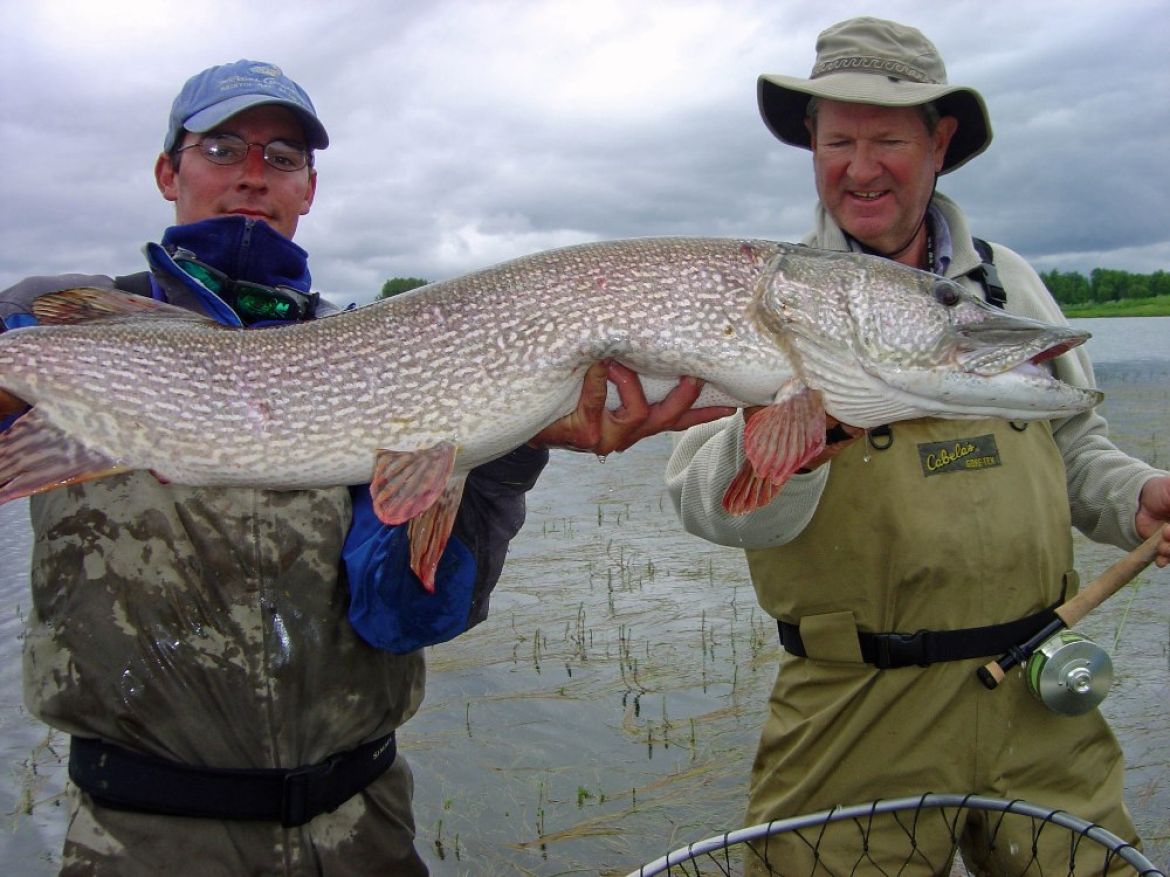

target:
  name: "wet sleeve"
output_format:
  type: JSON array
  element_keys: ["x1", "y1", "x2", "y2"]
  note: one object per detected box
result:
[
  {"x1": 342, "y1": 444, "x2": 548, "y2": 652},
  {"x1": 343, "y1": 486, "x2": 478, "y2": 654},
  {"x1": 452, "y1": 443, "x2": 549, "y2": 626}
]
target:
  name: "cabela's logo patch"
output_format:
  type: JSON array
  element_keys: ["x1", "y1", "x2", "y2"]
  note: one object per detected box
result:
[{"x1": 917, "y1": 434, "x2": 1001, "y2": 476}]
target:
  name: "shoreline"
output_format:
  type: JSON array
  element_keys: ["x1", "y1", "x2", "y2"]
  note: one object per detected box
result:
[{"x1": 1061, "y1": 299, "x2": 1170, "y2": 319}]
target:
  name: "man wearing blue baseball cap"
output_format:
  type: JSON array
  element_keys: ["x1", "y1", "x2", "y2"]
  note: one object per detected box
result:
[{"x1": 0, "y1": 60, "x2": 725, "y2": 874}]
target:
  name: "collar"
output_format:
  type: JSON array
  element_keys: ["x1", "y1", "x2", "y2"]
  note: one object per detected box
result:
[
  {"x1": 144, "y1": 242, "x2": 242, "y2": 326},
  {"x1": 145, "y1": 217, "x2": 315, "y2": 327},
  {"x1": 161, "y1": 216, "x2": 312, "y2": 293},
  {"x1": 926, "y1": 202, "x2": 953, "y2": 275},
  {"x1": 834, "y1": 199, "x2": 954, "y2": 274}
]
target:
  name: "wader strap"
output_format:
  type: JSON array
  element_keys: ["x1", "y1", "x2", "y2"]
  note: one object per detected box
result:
[
  {"x1": 777, "y1": 603, "x2": 1059, "y2": 669},
  {"x1": 69, "y1": 731, "x2": 396, "y2": 827},
  {"x1": 968, "y1": 237, "x2": 1007, "y2": 309},
  {"x1": 113, "y1": 271, "x2": 155, "y2": 298}
]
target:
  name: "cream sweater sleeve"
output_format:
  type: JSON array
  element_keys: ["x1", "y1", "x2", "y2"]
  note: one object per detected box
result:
[
  {"x1": 991, "y1": 244, "x2": 1165, "y2": 550},
  {"x1": 665, "y1": 411, "x2": 828, "y2": 549}
]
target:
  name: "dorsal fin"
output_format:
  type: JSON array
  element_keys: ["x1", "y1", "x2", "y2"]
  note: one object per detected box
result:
[
  {"x1": 0, "y1": 409, "x2": 129, "y2": 502},
  {"x1": 32, "y1": 287, "x2": 210, "y2": 326}
]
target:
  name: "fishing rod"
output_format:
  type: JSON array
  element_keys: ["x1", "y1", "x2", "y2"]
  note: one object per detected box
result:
[{"x1": 976, "y1": 528, "x2": 1165, "y2": 708}]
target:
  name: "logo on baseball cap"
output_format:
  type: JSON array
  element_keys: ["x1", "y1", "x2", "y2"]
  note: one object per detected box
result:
[{"x1": 164, "y1": 60, "x2": 328, "y2": 153}]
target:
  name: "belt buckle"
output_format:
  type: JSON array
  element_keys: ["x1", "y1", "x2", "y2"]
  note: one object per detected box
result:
[
  {"x1": 877, "y1": 629, "x2": 932, "y2": 668},
  {"x1": 281, "y1": 757, "x2": 337, "y2": 827},
  {"x1": 281, "y1": 765, "x2": 313, "y2": 827}
]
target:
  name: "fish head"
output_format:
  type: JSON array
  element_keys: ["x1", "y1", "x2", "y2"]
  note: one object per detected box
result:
[{"x1": 753, "y1": 245, "x2": 1103, "y2": 425}]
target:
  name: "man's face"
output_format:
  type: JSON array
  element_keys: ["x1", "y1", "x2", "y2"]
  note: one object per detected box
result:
[
  {"x1": 155, "y1": 104, "x2": 317, "y2": 239},
  {"x1": 808, "y1": 100, "x2": 956, "y2": 259}
]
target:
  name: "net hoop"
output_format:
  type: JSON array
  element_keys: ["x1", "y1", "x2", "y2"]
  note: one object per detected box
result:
[{"x1": 626, "y1": 793, "x2": 1165, "y2": 876}]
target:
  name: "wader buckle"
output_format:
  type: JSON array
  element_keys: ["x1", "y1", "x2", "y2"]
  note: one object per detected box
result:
[
  {"x1": 281, "y1": 761, "x2": 325, "y2": 828},
  {"x1": 873, "y1": 630, "x2": 933, "y2": 669}
]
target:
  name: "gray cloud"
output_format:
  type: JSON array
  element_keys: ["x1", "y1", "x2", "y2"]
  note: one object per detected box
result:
[{"x1": 1, "y1": 0, "x2": 1166, "y2": 306}]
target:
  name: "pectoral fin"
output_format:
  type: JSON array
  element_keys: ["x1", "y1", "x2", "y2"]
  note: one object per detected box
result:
[
  {"x1": 720, "y1": 382, "x2": 827, "y2": 515},
  {"x1": 743, "y1": 381, "x2": 827, "y2": 482},
  {"x1": 722, "y1": 462, "x2": 784, "y2": 515},
  {"x1": 370, "y1": 442, "x2": 457, "y2": 525},
  {"x1": 0, "y1": 409, "x2": 129, "y2": 501},
  {"x1": 407, "y1": 475, "x2": 467, "y2": 593}
]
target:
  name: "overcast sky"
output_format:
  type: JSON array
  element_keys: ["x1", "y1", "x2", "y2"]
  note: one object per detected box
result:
[{"x1": 2, "y1": 0, "x2": 1167, "y2": 306}]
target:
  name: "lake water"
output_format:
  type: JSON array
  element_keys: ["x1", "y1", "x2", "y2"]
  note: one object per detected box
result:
[
  {"x1": 1075, "y1": 316, "x2": 1170, "y2": 365},
  {"x1": 0, "y1": 318, "x2": 1167, "y2": 874}
]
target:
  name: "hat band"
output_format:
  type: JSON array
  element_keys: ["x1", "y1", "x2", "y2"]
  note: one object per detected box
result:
[{"x1": 811, "y1": 55, "x2": 936, "y2": 84}]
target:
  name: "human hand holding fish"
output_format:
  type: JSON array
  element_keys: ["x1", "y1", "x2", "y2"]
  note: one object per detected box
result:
[
  {"x1": 0, "y1": 237, "x2": 1105, "y2": 591},
  {"x1": 528, "y1": 360, "x2": 736, "y2": 455}
]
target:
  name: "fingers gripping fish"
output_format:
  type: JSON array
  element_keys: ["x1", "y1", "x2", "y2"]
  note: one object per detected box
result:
[{"x1": 0, "y1": 238, "x2": 1101, "y2": 590}]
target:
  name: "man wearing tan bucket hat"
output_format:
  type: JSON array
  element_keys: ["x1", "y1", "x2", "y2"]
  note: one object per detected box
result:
[{"x1": 668, "y1": 16, "x2": 1170, "y2": 873}]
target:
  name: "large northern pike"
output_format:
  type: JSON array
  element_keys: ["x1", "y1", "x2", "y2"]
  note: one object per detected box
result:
[{"x1": 0, "y1": 237, "x2": 1099, "y2": 588}]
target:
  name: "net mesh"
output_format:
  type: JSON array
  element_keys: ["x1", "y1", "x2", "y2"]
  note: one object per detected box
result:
[{"x1": 627, "y1": 794, "x2": 1165, "y2": 877}]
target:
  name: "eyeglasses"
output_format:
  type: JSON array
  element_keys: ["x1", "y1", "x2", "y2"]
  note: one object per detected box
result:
[
  {"x1": 175, "y1": 133, "x2": 311, "y2": 172},
  {"x1": 175, "y1": 256, "x2": 319, "y2": 324}
]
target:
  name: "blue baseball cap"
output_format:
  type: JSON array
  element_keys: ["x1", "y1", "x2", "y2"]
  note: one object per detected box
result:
[{"x1": 164, "y1": 60, "x2": 329, "y2": 153}]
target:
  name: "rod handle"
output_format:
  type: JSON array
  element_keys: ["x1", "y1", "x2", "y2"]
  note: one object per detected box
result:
[
  {"x1": 977, "y1": 528, "x2": 1164, "y2": 690},
  {"x1": 1055, "y1": 528, "x2": 1164, "y2": 629}
]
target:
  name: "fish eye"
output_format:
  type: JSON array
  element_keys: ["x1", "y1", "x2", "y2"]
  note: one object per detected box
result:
[{"x1": 933, "y1": 280, "x2": 961, "y2": 307}]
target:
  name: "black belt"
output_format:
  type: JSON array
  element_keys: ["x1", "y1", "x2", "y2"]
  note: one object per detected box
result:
[
  {"x1": 69, "y1": 731, "x2": 396, "y2": 827},
  {"x1": 776, "y1": 604, "x2": 1059, "y2": 669}
]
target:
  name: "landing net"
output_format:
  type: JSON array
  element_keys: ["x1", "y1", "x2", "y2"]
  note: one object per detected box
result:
[{"x1": 626, "y1": 794, "x2": 1164, "y2": 876}]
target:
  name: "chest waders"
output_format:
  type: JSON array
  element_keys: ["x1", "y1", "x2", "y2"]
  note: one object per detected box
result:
[
  {"x1": 739, "y1": 420, "x2": 1141, "y2": 873},
  {"x1": 25, "y1": 472, "x2": 415, "y2": 833},
  {"x1": 746, "y1": 417, "x2": 1076, "y2": 663}
]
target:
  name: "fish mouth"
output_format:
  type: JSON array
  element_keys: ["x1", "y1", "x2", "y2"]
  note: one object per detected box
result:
[
  {"x1": 953, "y1": 316, "x2": 1091, "y2": 377},
  {"x1": 853, "y1": 315, "x2": 1103, "y2": 424}
]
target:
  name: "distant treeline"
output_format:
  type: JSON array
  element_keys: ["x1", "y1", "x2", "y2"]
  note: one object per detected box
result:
[
  {"x1": 379, "y1": 277, "x2": 430, "y2": 299},
  {"x1": 1041, "y1": 268, "x2": 1170, "y2": 305}
]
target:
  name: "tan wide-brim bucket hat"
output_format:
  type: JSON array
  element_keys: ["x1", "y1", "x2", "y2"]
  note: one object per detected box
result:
[{"x1": 758, "y1": 17, "x2": 992, "y2": 174}]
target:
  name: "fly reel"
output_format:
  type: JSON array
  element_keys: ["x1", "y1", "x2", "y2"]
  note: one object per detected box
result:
[{"x1": 1025, "y1": 630, "x2": 1113, "y2": 715}]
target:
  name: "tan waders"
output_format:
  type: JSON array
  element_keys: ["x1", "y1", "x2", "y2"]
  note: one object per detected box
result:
[{"x1": 743, "y1": 419, "x2": 1139, "y2": 875}]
